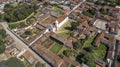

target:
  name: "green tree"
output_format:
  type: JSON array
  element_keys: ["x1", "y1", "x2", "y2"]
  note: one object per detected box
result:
[
  {"x1": 3, "y1": 3, "x2": 38, "y2": 22},
  {"x1": 63, "y1": 49, "x2": 77, "y2": 57},
  {"x1": 71, "y1": 22, "x2": 79, "y2": 30},
  {"x1": 73, "y1": 40, "x2": 84, "y2": 49},
  {"x1": 0, "y1": 29, "x2": 6, "y2": 39},
  {"x1": 5, "y1": 57, "x2": 25, "y2": 67},
  {"x1": 0, "y1": 41, "x2": 6, "y2": 54}
]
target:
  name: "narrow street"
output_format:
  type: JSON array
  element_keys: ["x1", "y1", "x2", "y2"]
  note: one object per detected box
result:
[
  {"x1": 0, "y1": 22, "x2": 51, "y2": 67},
  {"x1": 67, "y1": 0, "x2": 86, "y2": 15}
]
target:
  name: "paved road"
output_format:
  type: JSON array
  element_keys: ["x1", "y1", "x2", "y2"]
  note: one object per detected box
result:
[
  {"x1": 0, "y1": 22, "x2": 51, "y2": 67},
  {"x1": 67, "y1": 0, "x2": 86, "y2": 15}
]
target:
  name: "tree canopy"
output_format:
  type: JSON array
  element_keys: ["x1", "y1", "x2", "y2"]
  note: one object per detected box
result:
[
  {"x1": 3, "y1": 3, "x2": 38, "y2": 22},
  {"x1": 5, "y1": 57, "x2": 25, "y2": 67}
]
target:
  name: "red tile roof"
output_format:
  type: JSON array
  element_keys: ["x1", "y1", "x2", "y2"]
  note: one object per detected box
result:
[
  {"x1": 94, "y1": 32, "x2": 116, "y2": 47},
  {"x1": 31, "y1": 43, "x2": 63, "y2": 67},
  {"x1": 63, "y1": 57, "x2": 81, "y2": 67}
]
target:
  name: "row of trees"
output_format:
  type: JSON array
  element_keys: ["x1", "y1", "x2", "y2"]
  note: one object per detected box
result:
[
  {"x1": 3, "y1": 3, "x2": 38, "y2": 22},
  {"x1": 0, "y1": 29, "x2": 7, "y2": 54}
]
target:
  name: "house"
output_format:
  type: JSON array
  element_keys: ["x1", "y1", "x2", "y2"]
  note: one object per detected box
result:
[
  {"x1": 93, "y1": 32, "x2": 116, "y2": 67},
  {"x1": 62, "y1": 57, "x2": 81, "y2": 67},
  {"x1": 31, "y1": 43, "x2": 63, "y2": 67},
  {"x1": 106, "y1": 23, "x2": 119, "y2": 34},
  {"x1": 22, "y1": 50, "x2": 39, "y2": 67},
  {"x1": 93, "y1": 32, "x2": 116, "y2": 47},
  {"x1": 34, "y1": 6, "x2": 68, "y2": 32},
  {"x1": 95, "y1": 59, "x2": 107, "y2": 67},
  {"x1": 50, "y1": 32, "x2": 66, "y2": 44},
  {"x1": 109, "y1": 7, "x2": 120, "y2": 16},
  {"x1": 4, "y1": 44, "x2": 21, "y2": 58},
  {"x1": 65, "y1": 37, "x2": 78, "y2": 49},
  {"x1": 74, "y1": 21, "x2": 96, "y2": 39},
  {"x1": 96, "y1": 14, "x2": 118, "y2": 22}
]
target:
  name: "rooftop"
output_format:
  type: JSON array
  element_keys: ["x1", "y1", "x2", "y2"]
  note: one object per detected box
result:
[
  {"x1": 63, "y1": 57, "x2": 81, "y2": 67},
  {"x1": 31, "y1": 43, "x2": 63, "y2": 67},
  {"x1": 94, "y1": 19, "x2": 108, "y2": 30},
  {"x1": 23, "y1": 50, "x2": 38, "y2": 65},
  {"x1": 94, "y1": 32, "x2": 116, "y2": 47},
  {"x1": 96, "y1": 14, "x2": 118, "y2": 22}
]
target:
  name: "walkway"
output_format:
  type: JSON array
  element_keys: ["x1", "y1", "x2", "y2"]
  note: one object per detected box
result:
[
  {"x1": 0, "y1": 22, "x2": 51, "y2": 67},
  {"x1": 9, "y1": 12, "x2": 35, "y2": 24}
]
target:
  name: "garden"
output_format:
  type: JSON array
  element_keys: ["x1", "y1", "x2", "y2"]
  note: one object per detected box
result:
[
  {"x1": 57, "y1": 19, "x2": 77, "y2": 39},
  {"x1": 8, "y1": 22, "x2": 27, "y2": 29},
  {"x1": 5, "y1": 57, "x2": 25, "y2": 67},
  {"x1": 41, "y1": 38, "x2": 54, "y2": 49},
  {"x1": 82, "y1": 35, "x2": 96, "y2": 49},
  {"x1": 76, "y1": 39, "x2": 107, "y2": 67},
  {"x1": 0, "y1": 29, "x2": 7, "y2": 54},
  {"x1": 50, "y1": 43, "x2": 63, "y2": 54},
  {"x1": 3, "y1": 2, "x2": 38, "y2": 22}
]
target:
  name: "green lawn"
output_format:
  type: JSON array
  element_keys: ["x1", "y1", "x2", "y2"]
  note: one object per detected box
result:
[
  {"x1": 82, "y1": 35, "x2": 96, "y2": 48},
  {"x1": 57, "y1": 19, "x2": 74, "y2": 39},
  {"x1": 53, "y1": 7, "x2": 62, "y2": 13},
  {"x1": 93, "y1": 44, "x2": 107, "y2": 60},
  {"x1": 58, "y1": 31, "x2": 71, "y2": 39},
  {"x1": 50, "y1": 43, "x2": 63, "y2": 54}
]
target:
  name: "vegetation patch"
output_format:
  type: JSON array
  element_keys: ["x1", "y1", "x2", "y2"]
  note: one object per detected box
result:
[
  {"x1": 50, "y1": 43, "x2": 62, "y2": 54},
  {"x1": 83, "y1": 9, "x2": 96, "y2": 18},
  {"x1": 53, "y1": 6, "x2": 62, "y2": 13},
  {"x1": 82, "y1": 35, "x2": 96, "y2": 48},
  {"x1": 8, "y1": 22, "x2": 27, "y2": 29},
  {"x1": 42, "y1": 38, "x2": 54, "y2": 48},
  {"x1": 63, "y1": 49, "x2": 78, "y2": 58},
  {"x1": 58, "y1": 20, "x2": 76, "y2": 39},
  {"x1": 0, "y1": 29, "x2": 7, "y2": 54},
  {"x1": 3, "y1": 3, "x2": 38, "y2": 22},
  {"x1": 76, "y1": 44, "x2": 107, "y2": 67},
  {"x1": 5, "y1": 57, "x2": 25, "y2": 67}
]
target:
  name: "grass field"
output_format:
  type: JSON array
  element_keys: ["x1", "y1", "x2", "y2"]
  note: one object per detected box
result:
[
  {"x1": 93, "y1": 44, "x2": 107, "y2": 60},
  {"x1": 57, "y1": 19, "x2": 74, "y2": 39},
  {"x1": 82, "y1": 35, "x2": 96, "y2": 48},
  {"x1": 50, "y1": 43, "x2": 63, "y2": 54}
]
